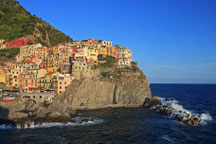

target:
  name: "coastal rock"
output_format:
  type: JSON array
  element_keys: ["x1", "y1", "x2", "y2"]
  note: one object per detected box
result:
[
  {"x1": 54, "y1": 68, "x2": 152, "y2": 108},
  {"x1": 143, "y1": 96, "x2": 162, "y2": 108},
  {"x1": 151, "y1": 104, "x2": 201, "y2": 126},
  {"x1": 0, "y1": 65, "x2": 151, "y2": 123}
]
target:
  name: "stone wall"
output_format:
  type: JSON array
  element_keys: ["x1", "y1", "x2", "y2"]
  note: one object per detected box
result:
[{"x1": 21, "y1": 93, "x2": 56, "y2": 103}]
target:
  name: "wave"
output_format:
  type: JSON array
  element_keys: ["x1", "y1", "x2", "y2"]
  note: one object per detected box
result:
[
  {"x1": 200, "y1": 113, "x2": 213, "y2": 125},
  {"x1": 0, "y1": 117, "x2": 103, "y2": 130},
  {"x1": 0, "y1": 124, "x2": 15, "y2": 130},
  {"x1": 152, "y1": 97, "x2": 213, "y2": 125}
]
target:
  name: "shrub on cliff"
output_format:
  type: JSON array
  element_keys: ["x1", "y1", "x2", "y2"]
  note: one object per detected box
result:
[{"x1": 98, "y1": 56, "x2": 117, "y2": 68}]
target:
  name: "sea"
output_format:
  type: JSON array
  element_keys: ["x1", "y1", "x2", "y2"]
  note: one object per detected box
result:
[{"x1": 0, "y1": 84, "x2": 215, "y2": 144}]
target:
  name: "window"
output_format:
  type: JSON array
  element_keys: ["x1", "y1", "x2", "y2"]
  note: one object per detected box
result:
[
  {"x1": 65, "y1": 82, "x2": 66, "y2": 85},
  {"x1": 60, "y1": 82, "x2": 62, "y2": 84},
  {"x1": 60, "y1": 86, "x2": 62, "y2": 89}
]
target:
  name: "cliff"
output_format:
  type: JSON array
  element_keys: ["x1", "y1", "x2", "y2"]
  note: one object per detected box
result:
[
  {"x1": 51, "y1": 62, "x2": 152, "y2": 109},
  {"x1": 59, "y1": 70, "x2": 151, "y2": 108},
  {"x1": 0, "y1": 63, "x2": 152, "y2": 124}
]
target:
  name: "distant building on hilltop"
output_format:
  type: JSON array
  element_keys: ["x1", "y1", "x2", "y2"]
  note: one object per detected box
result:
[{"x1": 4, "y1": 37, "x2": 34, "y2": 48}]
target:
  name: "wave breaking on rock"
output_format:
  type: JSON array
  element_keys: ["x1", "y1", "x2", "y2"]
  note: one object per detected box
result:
[
  {"x1": 151, "y1": 97, "x2": 213, "y2": 126},
  {"x1": 0, "y1": 117, "x2": 103, "y2": 130}
]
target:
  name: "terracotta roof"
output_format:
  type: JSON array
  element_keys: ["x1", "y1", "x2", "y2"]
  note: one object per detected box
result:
[
  {"x1": 24, "y1": 61, "x2": 34, "y2": 64},
  {"x1": 46, "y1": 72, "x2": 56, "y2": 75}
]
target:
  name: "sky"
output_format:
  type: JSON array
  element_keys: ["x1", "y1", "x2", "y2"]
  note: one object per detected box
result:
[{"x1": 17, "y1": 0, "x2": 216, "y2": 83}]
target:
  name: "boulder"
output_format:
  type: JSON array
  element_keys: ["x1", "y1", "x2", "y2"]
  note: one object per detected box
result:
[{"x1": 143, "y1": 96, "x2": 162, "y2": 107}]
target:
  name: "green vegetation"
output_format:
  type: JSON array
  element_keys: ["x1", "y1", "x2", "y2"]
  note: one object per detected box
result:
[
  {"x1": 0, "y1": 47, "x2": 20, "y2": 58},
  {"x1": 0, "y1": 0, "x2": 73, "y2": 46},
  {"x1": 98, "y1": 56, "x2": 116, "y2": 68},
  {"x1": 131, "y1": 61, "x2": 138, "y2": 65}
]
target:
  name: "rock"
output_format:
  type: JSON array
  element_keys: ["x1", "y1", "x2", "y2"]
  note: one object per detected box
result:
[
  {"x1": 151, "y1": 104, "x2": 201, "y2": 126},
  {"x1": 54, "y1": 68, "x2": 152, "y2": 108},
  {"x1": 144, "y1": 97, "x2": 162, "y2": 107},
  {"x1": 184, "y1": 116, "x2": 200, "y2": 125},
  {"x1": 151, "y1": 97, "x2": 162, "y2": 106}
]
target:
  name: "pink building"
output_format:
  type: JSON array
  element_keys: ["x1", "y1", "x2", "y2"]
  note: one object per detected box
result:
[
  {"x1": 19, "y1": 73, "x2": 40, "y2": 92},
  {"x1": 53, "y1": 74, "x2": 73, "y2": 94}
]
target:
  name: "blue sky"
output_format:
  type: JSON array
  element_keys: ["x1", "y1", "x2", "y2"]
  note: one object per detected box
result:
[{"x1": 18, "y1": 0, "x2": 216, "y2": 83}]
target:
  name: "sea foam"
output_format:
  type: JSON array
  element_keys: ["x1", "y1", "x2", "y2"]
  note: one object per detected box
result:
[
  {"x1": 156, "y1": 97, "x2": 213, "y2": 125},
  {"x1": 0, "y1": 117, "x2": 103, "y2": 130}
]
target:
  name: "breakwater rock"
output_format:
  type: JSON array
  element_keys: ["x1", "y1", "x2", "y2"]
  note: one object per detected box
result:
[{"x1": 150, "y1": 97, "x2": 207, "y2": 126}]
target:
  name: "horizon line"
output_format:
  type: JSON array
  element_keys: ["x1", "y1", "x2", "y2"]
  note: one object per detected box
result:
[{"x1": 150, "y1": 82, "x2": 216, "y2": 85}]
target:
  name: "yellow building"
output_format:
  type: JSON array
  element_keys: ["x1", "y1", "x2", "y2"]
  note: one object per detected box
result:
[
  {"x1": 38, "y1": 47, "x2": 48, "y2": 60},
  {"x1": 11, "y1": 70, "x2": 20, "y2": 88},
  {"x1": 47, "y1": 55, "x2": 59, "y2": 72},
  {"x1": 87, "y1": 47, "x2": 98, "y2": 65},
  {"x1": 30, "y1": 68, "x2": 47, "y2": 79},
  {"x1": 44, "y1": 72, "x2": 60, "y2": 89},
  {"x1": 38, "y1": 76, "x2": 45, "y2": 89},
  {"x1": 0, "y1": 67, "x2": 6, "y2": 84}
]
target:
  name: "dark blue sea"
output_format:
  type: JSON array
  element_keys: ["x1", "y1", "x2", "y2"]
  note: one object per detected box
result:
[{"x1": 0, "y1": 84, "x2": 215, "y2": 144}]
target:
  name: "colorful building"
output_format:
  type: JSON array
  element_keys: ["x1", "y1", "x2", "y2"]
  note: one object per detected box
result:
[
  {"x1": 19, "y1": 72, "x2": 39, "y2": 92},
  {"x1": 53, "y1": 74, "x2": 73, "y2": 94},
  {"x1": 0, "y1": 67, "x2": 6, "y2": 84},
  {"x1": 4, "y1": 37, "x2": 34, "y2": 48},
  {"x1": 38, "y1": 47, "x2": 48, "y2": 60},
  {"x1": 87, "y1": 47, "x2": 98, "y2": 65},
  {"x1": 44, "y1": 72, "x2": 60, "y2": 90}
]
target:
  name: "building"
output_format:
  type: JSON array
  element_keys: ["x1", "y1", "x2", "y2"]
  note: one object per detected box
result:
[
  {"x1": 0, "y1": 39, "x2": 5, "y2": 49},
  {"x1": 118, "y1": 47, "x2": 133, "y2": 68},
  {"x1": 4, "y1": 37, "x2": 34, "y2": 48},
  {"x1": 44, "y1": 72, "x2": 60, "y2": 90},
  {"x1": 19, "y1": 72, "x2": 39, "y2": 92},
  {"x1": 10, "y1": 69, "x2": 20, "y2": 88},
  {"x1": 99, "y1": 40, "x2": 112, "y2": 47},
  {"x1": 38, "y1": 47, "x2": 48, "y2": 60},
  {"x1": 0, "y1": 67, "x2": 6, "y2": 84},
  {"x1": 23, "y1": 61, "x2": 38, "y2": 72},
  {"x1": 53, "y1": 74, "x2": 73, "y2": 94},
  {"x1": 87, "y1": 47, "x2": 98, "y2": 65}
]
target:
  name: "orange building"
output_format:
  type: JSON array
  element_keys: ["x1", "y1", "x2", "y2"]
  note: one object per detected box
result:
[{"x1": 38, "y1": 47, "x2": 48, "y2": 59}]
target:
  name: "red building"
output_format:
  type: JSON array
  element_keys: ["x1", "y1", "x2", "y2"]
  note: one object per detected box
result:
[{"x1": 5, "y1": 37, "x2": 34, "y2": 48}]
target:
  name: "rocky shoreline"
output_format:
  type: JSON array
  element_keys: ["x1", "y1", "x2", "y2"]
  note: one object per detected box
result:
[{"x1": 0, "y1": 96, "x2": 203, "y2": 128}]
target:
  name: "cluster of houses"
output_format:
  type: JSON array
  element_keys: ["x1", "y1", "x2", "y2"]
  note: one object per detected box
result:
[{"x1": 0, "y1": 38, "x2": 133, "y2": 95}]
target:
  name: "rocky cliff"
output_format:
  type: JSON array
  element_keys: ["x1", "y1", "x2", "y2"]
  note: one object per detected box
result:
[
  {"x1": 0, "y1": 63, "x2": 152, "y2": 124},
  {"x1": 59, "y1": 70, "x2": 151, "y2": 108},
  {"x1": 48, "y1": 62, "x2": 152, "y2": 110}
]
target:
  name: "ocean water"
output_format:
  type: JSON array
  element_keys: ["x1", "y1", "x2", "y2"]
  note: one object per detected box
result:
[{"x1": 0, "y1": 84, "x2": 215, "y2": 144}]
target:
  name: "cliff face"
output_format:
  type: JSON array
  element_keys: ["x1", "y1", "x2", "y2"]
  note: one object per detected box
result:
[
  {"x1": 55, "y1": 67, "x2": 152, "y2": 108},
  {"x1": 0, "y1": 65, "x2": 152, "y2": 123}
]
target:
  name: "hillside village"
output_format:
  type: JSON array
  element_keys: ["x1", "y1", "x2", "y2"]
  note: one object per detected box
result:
[{"x1": 0, "y1": 37, "x2": 133, "y2": 97}]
